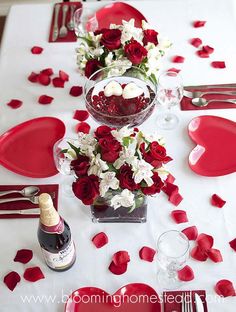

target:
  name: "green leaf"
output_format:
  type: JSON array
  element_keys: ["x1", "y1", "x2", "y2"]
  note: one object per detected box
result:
[
  {"x1": 67, "y1": 142, "x2": 80, "y2": 156},
  {"x1": 122, "y1": 136, "x2": 133, "y2": 147}
]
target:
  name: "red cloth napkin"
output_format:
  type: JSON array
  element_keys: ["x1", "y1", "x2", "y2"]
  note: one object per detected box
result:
[
  {"x1": 49, "y1": 2, "x2": 82, "y2": 43},
  {"x1": 163, "y1": 290, "x2": 207, "y2": 312},
  {"x1": 0, "y1": 184, "x2": 59, "y2": 219},
  {"x1": 181, "y1": 84, "x2": 236, "y2": 110}
]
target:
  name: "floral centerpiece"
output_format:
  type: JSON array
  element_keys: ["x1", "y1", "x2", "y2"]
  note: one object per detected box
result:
[
  {"x1": 65, "y1": 125, "x2": 173, "y2": 223},
  {"x1": 76, "y1": 19, "x2": 171, "y2": 81}
]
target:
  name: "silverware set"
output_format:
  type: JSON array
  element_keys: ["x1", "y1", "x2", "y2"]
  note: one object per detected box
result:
[{"x1": 52, "y1": 4, "x2": 76, "y2": 41}]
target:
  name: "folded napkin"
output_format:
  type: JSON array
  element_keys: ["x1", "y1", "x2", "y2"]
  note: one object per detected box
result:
[
  {"x1": 49, "y1": 2, "x2": 82, "y2": 43},
  {"x1": 0, "y1": 184, "x2": 59, "y2": 219},
  {"x1": 181, "y1": 84, "x2": 236, "y2": 110},
  {"x1": 163, "y1": 290, "x2": 207, "y2": 312}
]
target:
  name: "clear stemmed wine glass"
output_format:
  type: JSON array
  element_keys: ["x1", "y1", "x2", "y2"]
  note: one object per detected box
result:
[
  {"x1": 156, "y1": 71, "x2": 183, "y2": 130},
  {"x1": 73, "y1": 8, "x2": 98, "y2": 37},
  {"x1": 157, "y1": 230, "x2": 190, "y2": 290}
]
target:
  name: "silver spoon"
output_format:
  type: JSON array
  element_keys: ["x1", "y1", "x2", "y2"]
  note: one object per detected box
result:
[
  {"x1": 192, "y1": 97, "x2": 236, "y2": 107},
  {"x1": 0, "y1": 186, "x2": 39, "y2": 197},
  {"x1": 67, "y1": 5, "x2": 76, "y2": 31}
]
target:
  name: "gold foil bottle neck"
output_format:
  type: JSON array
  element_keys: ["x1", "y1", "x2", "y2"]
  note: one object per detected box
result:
[{"x1": 39, "y1": 193, "x2": 60, "y2": 226}]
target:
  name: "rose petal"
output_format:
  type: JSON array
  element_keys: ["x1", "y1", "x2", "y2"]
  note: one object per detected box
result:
[
  {"x1": 59, "y1": 70, "x2": 69, "y2": 82},
  {"x1": 203, "y1": 45, "x2": 214, "y2": 54},
  {"x1": 172, "y1": 55, "x2": 185, "y2": 63},
  {"x1": 211, "y1": 61, "x2": 226, "y2": 69},
  {"x1": 190, "y1": 38, "x2": 202, "y2": 48},
  {"x1": 7, "y1": 99, "x2": 23, "y2": 109},
  {"x1": 215, "y1": 280, "x2": 236, "y2": 297},
  {"x1": 75, "y1": 122, "x2": 91, "y2": 134},
  {"x1": 177, "y1": 265, "x2": 195, "y2": 281},
  {"x1": 14, "y1": 249, "x2": 33, "y2": 264},
  {"x1": 92, "y1": 232, "x2": 108, "y2": 248},
  {"x1": 171, "y1": 210, "x2": 188, "y2": 224},
  {"x1": 139, "y1": 246, "x2": 156, "y2": 262},
  {"x1": 112, "y1": 251, "x2": 130, "y2": 266},
  {"x1": 23, "y1": 266, "x2": 45, "y2": 282},
  {"x1": 31, "y1": 46, "x2": 43, "y2": 54},
  {"x1": 40, "y1": 68, "x2": 54, "y2": 76},
  {"x1": 28, "y1": 72, "x2": 39, "y2": 83},
  {"x1": 38, "y1": 73, "x2": 51, "y2": 86},
  {"x1": 191, "y1": 246, "x2": 208, "y2": 261},
  {"x1": 207, "y1": 248, "x2": 223, "y2": 263},
  {"x1": 165, "y1": 174, "x2": 176, "y2": 184},
  {"x1": 70, "y1": 86, "x2": 83, "y2": 97},
  {"x1": 211, "y1": 194, "x2": 226, "y2": 208},
  {"x1": 73, "y1": 110, "x2": 89, "y2": 122},
  {"x1": 197, "y1": 233, "x2": 214, "y2": 251},
  {"x1": 109, "y1": 261, "x2": 128, "y2": 275},
  {"x1": 229, "y1": 238, "x2": 236, "y2": 252},
  {"x1": 196, "y1": 50, "x2": 210, "y2": 58},
  {"x1": 169, "y1": 192, "x2": 183, "y2": 206},
  {"x1": 167, "y1": 68, "x2": 181, "y2": 73},
  {"x1": 162, "y1": 182, "x2": 179, "y2": 197},
  {"x1": 52, "y1": 77, "x2": 65, "y2": 88},
  {"x1": 4, "y1": 271, "x2": 21, "y2": 291},
  {"x1": 193, "y1": 20, "x2": 206, "y2": 28},
  {"x1": 38, "y1": 95, "x2": 54, "y2": 105},
  {"x1": 182, "y1": 226, "x2": 198, "y2": 241}
]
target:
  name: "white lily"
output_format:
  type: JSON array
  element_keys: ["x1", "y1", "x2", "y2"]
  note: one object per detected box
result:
[
  {"x1": 110, "y1": 189, "x2": 135, "y2": 209},
  {"x1": 99, "y1": 172, "x2": 119, "y2": 197},
  {"x1": 120, "y1": 19, "x2": 143, "y2": 44},
  {"x1": 111, "y1": 126, "x2": 134, "y2": 143},
  {"x1": 132, "y1": 159, "x2": 154, "y2": 186},
  {"x1": 88, "y1": 154, "x2": 109, "y2": 176},
  {"x1": 114, "y1": 143, "x2": 137, "y2": 169}
]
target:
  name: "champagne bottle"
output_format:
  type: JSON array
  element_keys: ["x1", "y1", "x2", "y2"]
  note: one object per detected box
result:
[{"x1": 37, "y1": 193, "x2": 76, "y2": 271}]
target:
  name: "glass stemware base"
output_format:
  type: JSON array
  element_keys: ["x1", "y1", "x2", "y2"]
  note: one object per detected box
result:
[
  {"x1": 156, "y1": 112, "x2": 179, "y2": 130},
  {"x1": 157, "y1": 268, "x2": 182, "y2": 290}
]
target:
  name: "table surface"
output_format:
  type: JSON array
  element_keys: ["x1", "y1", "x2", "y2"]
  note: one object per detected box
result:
[{"x1": 0, "y1": 0, "x2": 236, "y2": 311}]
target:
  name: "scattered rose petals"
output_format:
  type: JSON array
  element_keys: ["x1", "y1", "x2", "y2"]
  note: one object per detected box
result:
[
  {"x1": 177, "y1": 265, "x2": 194, "y2": 281},
  {"x1": 75, "y1": 122, "x2": 91, "y2": 134},
  {"x1": 211, "y1": 194, "x2": 226, "y2": 208},
  {"x1": 172, "y1": 55, "x2": 185, "y2": 63},
  {"x1": 162, "y1": 182, "x2": 183, "y2": 206},
  {"x1": 28, "y1": 72, "x2": 38, "y2": 83},
  {"x1": 92, "y1": 232, "x2": 108, "y2": 248},
  {"x1": 108, "y1": 261, "x2": 128, "y2": 275},
  {"x1": 52, "y1": 77, "x2": 65, "y2": 88},
  {"x1": 73, "y1": 110, "x2": 89, "y2": 122},
  {"x1": 112, "y1": 251, "x2": 130, "y2": 266},
  {"x1": 169, "y1": 192, "x2": 183, "y2": 206},
  {"x1": 40, "y1": 68, "x2": 54, "y2": 76},
  {"x1": 208, "y1": 248, "x2": 223, "y2": 263},
  {"x1": 197, "y1": 50, "x2": 209, "y2": 58},
  {"x1": 38, "y1": 95, "x2": 54, "y2": 105},
  {"x1": 59, "y1": 70, "x2": 69, "y2": 82},
  {"x1": 4, "y1": 271, "x2": 21, "y2": 291},
  {"x1": 38, "y1": 73, "x2": 51, "y2": 86},
  {"x1": 191, "y1": 246, "x2": 208, "y2": 261},
  {"x1": 31, "y1": 46, "x2": 43, "y2": 54},
  {"x1": 139, "y1": 246, "x2": 156, "y2": 262},
  {"x1": 167, "y1": 68, "x2": 181, "y2": 73},
  {"x1": 171, "y1": 210, "x2": 188, "y2": 224},
  {"x1": 211, "y1": 61, "x2": 226, "y2": 69},
  {"x1": 197, "y1": 233, "x2": 214, "y2": 251},
  {"x1": 229, "y1": 238, "x2": 236, "y2": 252},
  {"x1": 70, "y1": 86, "x2": 83, "y2": 97},
  {"x1": 14, "y1": 249, "x2": 33, "y2": 264},
  {"x1": 165, "y1": 174, "x2": 176, "y2": 184},
  {"x1": 190, "y1": 38, "x2": 202, "y2": 48},
  {"x1": 7, "y1": 99, "x2": 23, "y2": 109},
  {"x1": 215, "y1": 280, "x2": 236, "y2": 297},
  {"x1": 182, "y1": 226, "x2": 198, "y2": 241},
  {"x1": 23, "y1": 267, "x2": 45, "y2": 282},
  {"x1": 203, "y1": 45, "x2": 214, "y2": 54},
  {"x1": 193, "y1": 21, "x2": 206, "y2": 28}
]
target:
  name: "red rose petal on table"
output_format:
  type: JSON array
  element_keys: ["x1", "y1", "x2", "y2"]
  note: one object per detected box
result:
[
  {"x1": 211, "y1": 194, "x2": 226, "y2": 208},
  {"x1": 215, "y1": 280, "x2": 236, "y2": 297},
  {"x1": 177, "y1": 265, "x2": 194, "y2": 281},
  {"x1": 172, "y1": 55, "x2": 185, "y2": 63},
  {"x1": 38, "y1": 95, "x2": 54, "y2": 105},
  {"x1": 211, "y1": 61, "x2": 226, "y2": 69},
  {"x1": 4, "y1": 271, "x2": 21, "y2": 291},
  {"x1": 190, "y1": 38, "x2": 202, "y2": 48},
  {"x1": 171, "y1": 210, "x2": 188, "y2": 224},
  {"x1": 59, "y1": 70, "x2": 69, "y2": 82},
  {"x1": 169, "y1": 192, "x2": 183, "y2": 206},
  {"x1": 7, "y1": 99, "x2": 23, "y2": 109},
  {"x1": 139, "y1": 246, "x2": 156, "y2": 262},
  {"x1": 165, "y1": 174, "x2": 176, "y2": 184},
  {"x1": 31, "y1": 46, "x2": 43, "y2": 54},
  {"x1": 162, "y1": 182, "x2": 179, "y2": 197},
  {"x1": 196, "y1": 50, "x2": 209, "y2": 58},
  {"x1": 167, "y1": 67, "x2": 181, "y2": 73},
  {"x1": 109, "y1": 261, "x2": 128, "y2": 275},
  {"x1": 23, "y1": 267, "x2": 45, "y2": 282},
  {"x1": 112, "y1": 251, "x2": 130, "y2": 266},
  {"x1": 38, "y1": 73, "x2": 51, "y2": 86},
  {"x1": 73, "y1": 110, "x2": 89, "y2": 122},
  {"x1": 75, "y1": 122, "x2": 91, "y2": 134},
  {"x1": 14, "y1": 249, "x2": 33, "y2": 264},
  {"x1": 207, "y1": 248, "x2": 223, "y2": 263},
  {"x1": 28, "y1": 71, "x2": 39, "y2": 83},
  {"x1": 193, "y1": 20, "x2": 206, "y2": 28},
  {"x1": 203, "y1": 45, "x2": 214, "y2": 54},
  {"x1": 182, "y1": 226, "x2": 198, "y2": 241},
  {"x1": 52, "y1": 77, "x2": 65, "y2": 88},
  {"x1": 40, "y1": 68, "x2": 54, "y2": 76},
  {"x1": 197, "y1": 233, "x2": 214, "y2": 250},
  {"x1": 191, "y1": 246, "x2": 208, "y2": 261},
  {"x1": 92, "y1": 232, "x2": 108, "y2": 248},
  {"x1": 70, "y1": 86, "x2": 83, "y2": 97},
  {"x1": 229, "y1": 238, "x2": 236, "y2": 252}
]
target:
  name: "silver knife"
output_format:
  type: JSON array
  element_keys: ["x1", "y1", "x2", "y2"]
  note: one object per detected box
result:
[
  {"x1": 0, "y1": 208, "x2": 39, "y2": 215},
  {"x1": 52, "y1": 4, "x2": 61, "y2": 42},
  {"x1": 194, "y1": 293, "x2": 204, "y2": 312}
]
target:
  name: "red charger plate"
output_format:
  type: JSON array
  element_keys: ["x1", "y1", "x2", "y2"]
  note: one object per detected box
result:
[
  {"x1": 188, "y1": 115, "x2": 236, "y2": 176},
  {"x1": 96, "y1": 2, "x2": 147, "y2": 29},
  {"x1": 65, "y1": 283, "x2": 161, "y2": 312},
  {"x1": 0, "y1": 117, "x2": 65, "y2": 178}
]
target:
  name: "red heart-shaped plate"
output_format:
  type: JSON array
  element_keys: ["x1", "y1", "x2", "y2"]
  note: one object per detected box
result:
[{"x1": 188, "y1": 115, "x2": 236, "y2": 176}]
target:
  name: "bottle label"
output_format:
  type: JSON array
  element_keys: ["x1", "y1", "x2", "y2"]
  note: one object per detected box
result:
[{"x1": 41, "y1": 240, "x2": 75, "y2": 270}]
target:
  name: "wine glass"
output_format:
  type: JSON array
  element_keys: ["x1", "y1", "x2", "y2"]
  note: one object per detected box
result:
[
  {"x1": 73, "y1": 8, "x2": 98, "y2": 37},
  {"x1": 156, "y1": 71, "x2": 183, "y2": 130},
  {"x1": 157, "y1": 230, "x2": 190, "y2": 290}
]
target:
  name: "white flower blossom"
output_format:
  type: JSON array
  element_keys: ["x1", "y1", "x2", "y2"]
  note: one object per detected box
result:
[
  {"x1": 111, "y1": 189, "x2": 135, "y2": 209},
  {"x1": 99, "y1": 172, "x2": 119, "y2": 197},
  {"x1": 75, "y1": 133, "x2": 97, "y2": 157},
  {"x1": 105, "y1": 52, "x2": 114, "y2": 66},
  {"x1": 88, "y1": 154, "x2": 109, "y2": 176},
  {"x1": 107, "y1": 59, "x2": 132, "y2": 76},
  {"x1": 120, "y1": 19, "x2": 143, "y2": 44},
  {"x1": 64, "y1": 148, "x2": 77, "y2": 160},
  {"x1": 111, "y1": 126, "x2": 134, "y2": 143},
  {"x1": 132, "y1": 159, "x2": 154, "y2": 186},
  {"x1": 114, "y1": 142, "x2": 137, "y2": 169}
]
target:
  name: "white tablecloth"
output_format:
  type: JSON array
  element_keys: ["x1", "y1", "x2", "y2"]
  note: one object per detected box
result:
[{"x1": 0, "y1": 1, "x2": 236, "y2": 311}]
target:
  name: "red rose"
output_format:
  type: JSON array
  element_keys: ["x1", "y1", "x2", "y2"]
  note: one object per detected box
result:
[
  {"x1": 142, "y1": 172, "x2": 164, "y2": 195},
  {"x1": 140, "y1": 142, "x2": 172, "y2": 168},
  {"x1": 72, "y1": 175, "x2": 99, "y2": 205},
  {"x1": 124, "y1": 40, "x2": 147, "y2": 65},
  {"x1": 99, "y1": 137, "x2": 121, "y2": 163},
  {"x1": 71, "y1": 155, "x2": 90, "y2": 177},
  {"x1": 85, "y1": 59, "x2": 102, "y2": 79},
  {"x1": 143, "y1": 29, "x2": 159, "y2": 46},
  {"x1": 94, "y1": 125, "x2": 113, "y2": 139},
  {"x1": 118, "y1": 165, "x2": 139, "y2": 191},
  {"x1": 101, "y1": 29, "x2": 122, "y2": 50}
]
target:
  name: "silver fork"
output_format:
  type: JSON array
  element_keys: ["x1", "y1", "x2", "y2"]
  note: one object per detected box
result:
[
  {"x1": 0, "y1": 192, "x2": 56, "y2": 205},
  {"x1": 67, "y1": 5, "x2": 76, "y2": 31},
  {"x1": 182, "y1": 292, "x2": 193, "y2": 312},
  {"x1": 59, "y1": 5, "x2": 69, "y2": 38},
  {"x1": 184, "y1": 89, "x2": 236, "y2": 99}
]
